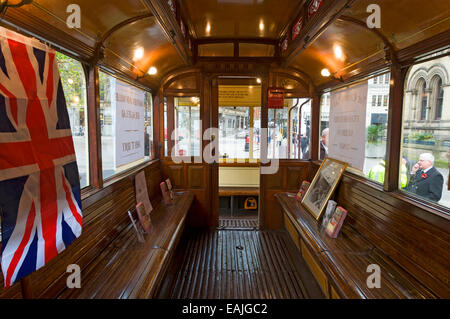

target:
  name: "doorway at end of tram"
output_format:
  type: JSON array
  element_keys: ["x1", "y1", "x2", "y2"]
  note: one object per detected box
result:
[{"x1": 215, "y1": 79, "x2": 261, "y2": 230}]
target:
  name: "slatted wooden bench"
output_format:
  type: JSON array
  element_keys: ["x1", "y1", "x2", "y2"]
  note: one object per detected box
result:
[
  {"x1": 59, "y1": 190, "x2": 194, "y2": 299},
  {"x1": 276, "y1": 192, "x2": 437, "y2": 299}
]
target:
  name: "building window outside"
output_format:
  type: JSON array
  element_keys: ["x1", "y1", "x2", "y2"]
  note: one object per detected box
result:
[
  {"x1": 401, "y1": 50, "x2": 449, "y2": 209},
  {"x1": 435, "y1": 78, "x2": 444, "y2": 120},
  {"x1": 99, "y1": 71, "x2": 151, "y2": 180},
  {"x1": 56, "y1": 52, "x2": 89, "y2": 188}
]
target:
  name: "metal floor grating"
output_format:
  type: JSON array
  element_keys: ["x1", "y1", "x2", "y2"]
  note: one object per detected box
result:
[{"x1": 218, "y1": 218, "x2": 258, "y2": 229}]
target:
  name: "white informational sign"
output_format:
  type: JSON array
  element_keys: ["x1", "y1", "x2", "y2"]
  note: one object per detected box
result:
[
  {"x1": 114, "y1": 79, "x2": 145, "y2": 169},
  {"x1": 328, "y1": 82, "x2": 368, "y2": 170}
]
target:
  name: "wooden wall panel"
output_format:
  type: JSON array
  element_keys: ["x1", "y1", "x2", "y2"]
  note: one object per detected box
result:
[
  {"x1": 161, "y1": 161, "x2": 210, "y2": 228},
  {"x1": 188, "y1": 166, "x2": 205, "y2": 189},
  {"x1": 167, "y1": 165, "x2": 184, "y2": 187},
  {"x1": 260, "y1": 161, "x2": 310, "y2": 230}
]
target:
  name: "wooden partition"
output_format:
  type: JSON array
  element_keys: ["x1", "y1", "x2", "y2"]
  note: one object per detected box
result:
[
  {"x1": 260, "y1": 161, "x2": 316, "y2": 230},
  {"x1": 0, "y1": 160, "x2": 163, "y2": 299}
]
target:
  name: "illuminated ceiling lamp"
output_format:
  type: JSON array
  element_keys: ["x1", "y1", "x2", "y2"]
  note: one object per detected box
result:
[
  {"x1": 256, "y1": 78, "x2": 262, "y2": 84},
  {"x1": 333, "y1": 45, "x2": 344, "y2": 61},
  {"x1": 206, "y1": 22, "x2": 211, "y2": 35},
  {"x1": 133, "y1": 47, "x2": 144, "y2": 61},
  {"x1": 321, "y1": 68, "x2": 331, "y2": 77},
  {"x1": 148, "y1": 66, "x2": 157, "y2": 75}
]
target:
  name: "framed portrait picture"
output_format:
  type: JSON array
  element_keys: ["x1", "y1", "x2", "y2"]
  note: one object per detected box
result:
[{"x1": 301, "y1": 157, "x2": 348, "y2": 220}]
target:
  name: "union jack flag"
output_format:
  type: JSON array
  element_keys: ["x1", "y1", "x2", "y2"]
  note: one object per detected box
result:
[{"x1": 0, "y1": 28, "x2": 82, "y2": 288}]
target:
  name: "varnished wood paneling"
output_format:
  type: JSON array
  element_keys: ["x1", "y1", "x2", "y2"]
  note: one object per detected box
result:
[{"x1": 188, "y1": 166, "x2": 205, "y2": 189}]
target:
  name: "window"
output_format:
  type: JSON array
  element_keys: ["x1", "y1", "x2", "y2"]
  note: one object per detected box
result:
[
  {"x1": 319, "y1": 73, "x2": 390, "y2": 182},
  {"x1": 99, "y1": 71, "x2": 152, "y2": 180},
  {"x1": 383, "y1": 95, "x2": 388, "y2": 107},
  {"x1": 419, "y1": 81, "x2": 428, "y2": 120},
  {"x1": 56, "y1": 52, "x2": 89, "y2": 188},
  {"x1": 173, "y1": 97, "x2": 201, "y2": 157},
  {"x1": 219, "y1": 106, "x2": 261, "y2": 160},
  {"x1": 401, "y1": 50, "x2": 449, "y2": 209},
  {"x1": 384, "y1": 73, "x2": 390, "y2": 85},
  {"x1": 268, "y1": 98, "x2": 311, "y2": 159},
  {"x1": 435, "y1": 78, "x2": 444, "y2": 120}
]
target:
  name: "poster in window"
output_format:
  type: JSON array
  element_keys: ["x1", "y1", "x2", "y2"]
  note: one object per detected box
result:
[
  {"x1": 328, "y1": 82, "x2": 368, "y2": 171},
  {"x1": 114, "y1": 79, "x2": 145, "y2": 168}
]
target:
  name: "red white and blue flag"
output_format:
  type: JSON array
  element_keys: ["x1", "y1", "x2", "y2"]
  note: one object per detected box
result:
[{"x1": 0, "y1": 28, "x2": 82, "y2": 288}]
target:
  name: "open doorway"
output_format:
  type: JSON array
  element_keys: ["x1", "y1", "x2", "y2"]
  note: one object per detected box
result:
[{"x1": 217, "y1": 79, "x2": 261, "y2": 230}]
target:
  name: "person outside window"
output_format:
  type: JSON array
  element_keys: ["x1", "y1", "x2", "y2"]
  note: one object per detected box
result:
[{"x1": 406, "y1": 153, "x2": 444, "y2": 202}]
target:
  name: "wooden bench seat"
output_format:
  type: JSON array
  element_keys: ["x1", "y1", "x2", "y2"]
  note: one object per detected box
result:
[
  {"x1": 218, "y1": 187, "x2": 259, "y2": 197},
  {"x1": 275, "y1": 192, "x2": 435, "y2": 299},
  {"x1": 60, "y1": 191, "x2": 194, "y2": 299}
]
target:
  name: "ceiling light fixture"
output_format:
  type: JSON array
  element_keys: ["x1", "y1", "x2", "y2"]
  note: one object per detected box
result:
[
  {"x1": 334, "y1": 45, "x2": 344, "y2": 60},
  {"x1": 321, "y1": 68, "x2": 331, "y2": 77},
  {"x1": 259, "y1": 21, "x2": 264, "y2": 32},
  {"x1": 148, "y1": 66, "x2": 157, "y2": 75},
  {"x1": 256, "y1": 78, "x2": 261, "y2": 84},
  {"x1": 133, "y1": 48, "x2": 144, "y2": 61},
  {"x1": 206, "y1": 22, "x2": 211, "y2": 34}
]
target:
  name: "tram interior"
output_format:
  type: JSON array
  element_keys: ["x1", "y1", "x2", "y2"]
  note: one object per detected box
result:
[{"x1": 0, "y1": 0, "x2": 449, "y2": 300}]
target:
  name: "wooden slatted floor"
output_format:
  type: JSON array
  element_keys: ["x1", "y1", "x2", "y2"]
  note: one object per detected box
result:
[{"x1": 162, "y1": 229, "x2": 324, "y2": 299}]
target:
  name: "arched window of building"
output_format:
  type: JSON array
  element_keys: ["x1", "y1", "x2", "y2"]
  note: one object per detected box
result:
[
  {"x1": 417, "y1": 79, "x2": 427, "y2": 120},
  {"x1": 434, "y1": 77, "x2": 444, "y2": 120}
]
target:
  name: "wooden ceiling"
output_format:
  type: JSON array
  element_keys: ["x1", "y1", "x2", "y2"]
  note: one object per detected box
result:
[{"x1": 1, "y1": 0, "x2": 449, "y2": 91}]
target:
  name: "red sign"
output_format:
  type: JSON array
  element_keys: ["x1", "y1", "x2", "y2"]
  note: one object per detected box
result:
[
  {"x1": 308, "y1": 0, "x2": 324, "y2": 19},
  {"x1": 292, "y1": 16, "x2": 303, "y2": 40},
  {"x1": 268, "y1": 87, "x2": 285, "y2": 109}
]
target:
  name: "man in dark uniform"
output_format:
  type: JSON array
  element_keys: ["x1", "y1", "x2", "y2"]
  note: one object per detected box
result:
[{"x1": 406, "y1": 153, "x2": 443, "y2": 202}]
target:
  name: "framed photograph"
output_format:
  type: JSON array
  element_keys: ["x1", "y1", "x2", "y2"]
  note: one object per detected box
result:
[{"x1": 301, "y1": 157, "x2": 348, "y2": 220}]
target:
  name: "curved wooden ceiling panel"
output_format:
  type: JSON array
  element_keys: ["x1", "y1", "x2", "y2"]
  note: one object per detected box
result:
[
  {"x1": 103, "y1": 18, "x2": 185, "y2": 83},
  {"x1": 184, "y1": 0, "x2": 304, "y2": 38},
  {"x1": 346, "y1": 0, "x2": 450, "y2": 50},
  {"x1": 21, "y1": 0, "x2": 148, "y2": 40},
  {"x1": 291, "y1": 19, "x2": 384, "y2": 86}
]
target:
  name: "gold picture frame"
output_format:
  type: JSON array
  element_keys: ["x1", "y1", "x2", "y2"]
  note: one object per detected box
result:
[{"x1": 301, "y1": 157, "x2": 348, "y2": 220}]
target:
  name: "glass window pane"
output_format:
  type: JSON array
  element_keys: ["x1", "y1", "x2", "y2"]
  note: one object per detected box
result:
[
  {"x1": 56, "y1": 52, "x2": 89, "y2": 188},
  {"x1": 401, "y1": 49, "x2": 449, "y2": 209},
  {"x1": 319, "y1": 93, "x2": 330, "y2": 161},
  {"x1": 174, "y1": 97, "x2": 201, "y2": 157},
  {"x1": 219, "y1": 107, "x2": 250, "y2": 159},
  {"x1": 99, "y1": 72, "x2": 150, "y2": 179},
  {"x1": 320, "y1": 73, "x2": 391, "y2": 184}
]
